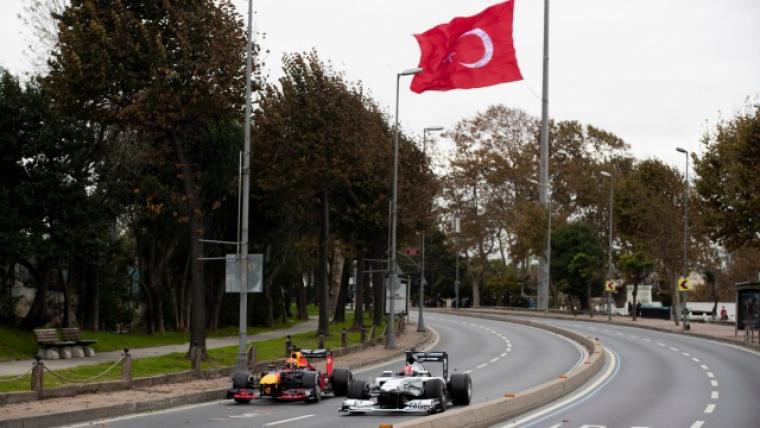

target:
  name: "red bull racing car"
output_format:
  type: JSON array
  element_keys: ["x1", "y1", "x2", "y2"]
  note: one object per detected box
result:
[{"x1": 227, "y1": 348, "x2": 353, "y2": 404}]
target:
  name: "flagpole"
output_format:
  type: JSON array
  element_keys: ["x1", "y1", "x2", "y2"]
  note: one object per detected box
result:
[{"x1": 538, "y1": 0, "x2": 550, "y2": 314}]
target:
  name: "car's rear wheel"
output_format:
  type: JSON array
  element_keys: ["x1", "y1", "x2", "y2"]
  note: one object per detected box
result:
[
  {"x1": 231, "y1": 371, "x2": 252, "y2": 389},
  {"x1": 423, "y1": 378, "x2": 446, "y2": 413},
  {"x1": 233, "y1": 397, "x2": 251, "y2": 404},
  {"x1": 347, "y1": 379, "x2": 368, "y2": 399},
  {"x1": 301, "y1": 371, "x2": 321, "y2": 403},
  {"x1": 332, "y1": 367, "x2": 352, "y2": 396},
  {"x1": 448, "y1": 373, "x2": 472, "y2": 405}
]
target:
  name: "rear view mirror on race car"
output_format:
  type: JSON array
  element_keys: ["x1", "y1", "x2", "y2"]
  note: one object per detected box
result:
[
  {"x1": 227, "y1": 348, "x2": 353, "y2": 404},
  {"x1": 339, "y1": 349, "x2": 472, "y2": 415}
]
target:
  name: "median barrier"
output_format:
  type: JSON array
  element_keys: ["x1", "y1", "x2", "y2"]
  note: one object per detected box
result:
[{"x1": 386, "y1": 309, "x2": 605, "y2": 428}]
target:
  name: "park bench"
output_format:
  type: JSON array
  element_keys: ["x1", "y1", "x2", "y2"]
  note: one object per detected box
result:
[
  {"x1": 60, "y1": 328, "x2": 98, "y2": 358},
  {"x1": 33, "y1": 328, "x2": 76, "y2": 360}
]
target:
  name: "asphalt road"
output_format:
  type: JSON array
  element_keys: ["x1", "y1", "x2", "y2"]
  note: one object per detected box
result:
[
  {"x1": 494, "y1": 317, "x2": 760, "y2": 428},
  {"x1": 62, "y1": 311, "x2": 582, "y2": 428}
]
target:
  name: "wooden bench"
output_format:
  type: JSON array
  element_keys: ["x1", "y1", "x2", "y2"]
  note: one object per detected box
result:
[
  {"x1": 60, "y1": 328, "x2": 97, "y2": 357},
  {"x1": 33, "y1": 328, "x2": 77, "y2": 360}
]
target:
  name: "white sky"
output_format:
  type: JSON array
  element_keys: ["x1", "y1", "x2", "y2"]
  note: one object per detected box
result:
[{"x1": 2, "y1": 0, "x2": 759, "y2": 168}]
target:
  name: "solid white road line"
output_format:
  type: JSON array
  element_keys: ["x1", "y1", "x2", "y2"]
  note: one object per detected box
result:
[
  {"x1": 264, "y1": 414, "x2": 314, "y2": 426},
  {"x1": 497, "y1": 348, "x2": 618, "y2": 428},
  {"x1": 711, "y1": 391, "x2": 719, "y2": 399},
  {"x1": 61, "y1": 400, "x2": 228, "y2": 427},
  {"x1": 704, "y1": 403, "x2": 716, "y2": 414}
]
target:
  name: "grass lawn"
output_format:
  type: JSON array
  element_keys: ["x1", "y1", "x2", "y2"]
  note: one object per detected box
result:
[
  {"x1": 0, "y1": 309, "x2": 383, "y2": 393},
  {"x1": 0, "y1": 317, "x2": 307, "y2": 363}
]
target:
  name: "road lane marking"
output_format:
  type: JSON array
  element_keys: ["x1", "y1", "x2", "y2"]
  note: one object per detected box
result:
[
  {"x1": 264, "y1": 414, "x2": 314, "y2": 426},
  {"x1": 682, "y1": 352, "x2": 691, "y2": 357},
  {"x1": 692, "y1": 357, "x2": 700, "y2": 362},
  {"x1": 629, "y1": 335, "x2": 638, "y2": 339},
  {"x1": 464, "y1": 369, "x2": 473, "y2": 374},
  {"x1": 700, "y1": 364, "x2": 709, "y2": 370},
  {"x1": 670, "y1": 347, "x2": 679, "y2": 352},
  {"x1": 500, "y1": 352, "x2": 507, "y2": 357},
  {"x1": 61, "y1": 400, "x2": 229, "y2": 427},
  {"x1": 497, "y1": 348, "x2": 619, "y2": 428},
  {"x1": 656, "y1": 342, "x2": 666, "y2": 347},
  {"x1": 491, "y1": 357, "x2": 500, "y2": 362},
  {"x1": 704, "y1": 403, "x2": 716, "y2": 414},
  {"x1": 642, "y1": 338, "x2": 651, "y2": 342},
  {"x1": 711, "y1": 391, "x2": 719, "y2": 399},
  {"x1": 706, "y1": 371, "x2": 714, "y2": 378},
  {"x1": 690, "y1": 422, "x2": 704, "y2": 428},
  {"x1": 711, "y1": 380, "x2": 718, "y2": 387},
  {"x1": 477, "y1": 363, "x2": 488, "y2": 369}
]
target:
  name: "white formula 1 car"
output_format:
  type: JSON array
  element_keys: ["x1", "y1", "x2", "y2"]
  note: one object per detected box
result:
[{"x1": 339, "y1": 350, "x2": 472, "y2": 415}]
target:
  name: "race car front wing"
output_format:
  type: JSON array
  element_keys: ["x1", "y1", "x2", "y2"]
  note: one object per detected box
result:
[{"x1": 339, "y1": 398, "x2": 442, "y2": 414}]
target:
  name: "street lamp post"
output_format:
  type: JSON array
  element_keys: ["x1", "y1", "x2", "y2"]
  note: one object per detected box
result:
[
  {"x1": 676, "y1": 147, "x2": 690, "y2": 330},
  {"x1": 600, "y1": 170, "x2": 613, "y2": 321},
  {"x1": 388, "y1": 67, "x2": 423, "y2": 350},
  {"x1": 418, "y1": 126, "x2": 443, "y2": 332}
]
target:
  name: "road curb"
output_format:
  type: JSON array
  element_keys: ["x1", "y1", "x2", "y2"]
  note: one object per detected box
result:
[
  {"x1": 0, "y1": 329, "x2": 434, "y2": 428},
  {"x1": 458, "y1": 307, "x2": 760, "y2": 353},
  {"x1": 387, "y1": 309, "x2": 605, "y2": 428}
]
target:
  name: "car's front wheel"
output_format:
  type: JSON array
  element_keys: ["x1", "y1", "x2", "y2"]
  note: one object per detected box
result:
[
  {"x1": 347, "y1": 379, "x2": 369, "y2": 399},
  {"x1": 301, "y1": 371, "x2": 321, "y2": 403},
  {"x1": 423, "y1": 378, "x2": 446, "y2": 413}
]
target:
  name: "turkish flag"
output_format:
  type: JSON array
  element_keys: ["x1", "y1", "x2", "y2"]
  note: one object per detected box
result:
[{"x1": 410, "y1": 0, "x2": 523, "y2": 93}]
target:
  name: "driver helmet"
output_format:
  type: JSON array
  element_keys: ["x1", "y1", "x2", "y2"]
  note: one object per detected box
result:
[{"x1": 285, "y1": 357, "x2": 298, "y2": 369}]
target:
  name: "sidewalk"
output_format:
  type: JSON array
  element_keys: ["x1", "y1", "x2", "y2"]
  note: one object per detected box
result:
[
  {"x1": 0, "y1": 318, "x2": 318, "y2": 377},
  {"x1": 447, "y1": 307, "x2": 759, "y2": 350}
]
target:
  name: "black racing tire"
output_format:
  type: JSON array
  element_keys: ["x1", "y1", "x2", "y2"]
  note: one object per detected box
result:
[
  {"x1": 448, "y1": 373, "x2": 472, "y2": 405},
  {"x1": 231, "y1": 371, "x2": 252, "y2": 389},
  {"x1": 301, "y1": 371, "x2": 321, "y2": 403},
  {"x1": 332, "y1": 368, "x2": 352, "y2": 396},
  {"x1": 423, "y1": 378, "x2": 446, "y2": 413},
  {"x1": 233, "y1": 397, "x2": 251, "y2": 404},
  {"x1": 347, "y1": 379, "x2": 368, "y2": 399}
]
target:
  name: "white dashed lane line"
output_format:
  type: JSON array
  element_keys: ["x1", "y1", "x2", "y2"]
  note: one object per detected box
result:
[
  {"x1": 711, "y1": 391, "x2": 719, "y2": 399},
  {"x1": 704, "y1": 403, "x2": 716, "y2": 414}
]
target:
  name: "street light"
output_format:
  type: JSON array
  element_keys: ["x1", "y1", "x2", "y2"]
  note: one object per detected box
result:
[
  {"x1": 676, "y1": 147, "x2": 690, "y2": 330},
  {"x1": 417, "y1": 126, "x2": 443, "y2": 332},
  {"x1": 600, "y1": 170, "x2": 614, "y2": 321},
  {"x1": 388, "y1": 66, "x2": 423, "y2": 350}
]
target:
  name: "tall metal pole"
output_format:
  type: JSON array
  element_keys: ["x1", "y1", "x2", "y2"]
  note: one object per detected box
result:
[
  {"x1": 603, "y1": 172, "x2": 614, "y2": 321},
  {"x1": 236, "y1": 0, "x2": 254, "y2": 371},
  {"x1": 388, "y1": 74, "x2": 402, "y2": 350},
  {"x1": 538, "y1": 0, "x2": 551, "y2": 313},
  {"x1": 418, "y1": 231, "x2": 426, "y2": 331},
  {"x1": 677, "y1": 148, "x2": 690, "y2": 330}
]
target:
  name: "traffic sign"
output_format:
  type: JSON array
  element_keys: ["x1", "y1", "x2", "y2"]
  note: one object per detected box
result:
[
  {"x1": 677, "y1": 276, "x2": 691, "y2": 292},
  {"x1": 225, "y1": 253, "x2": 263, "y2": 293},
  {"x1": 605, "y1": 280, "x2": 616, "y2": 292}
]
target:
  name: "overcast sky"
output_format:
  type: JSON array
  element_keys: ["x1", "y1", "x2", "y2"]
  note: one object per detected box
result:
[{"x1": 2, "y1": 0, "x2": 759, "y2": 168}]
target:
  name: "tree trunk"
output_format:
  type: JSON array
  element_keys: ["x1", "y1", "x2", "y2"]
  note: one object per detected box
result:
[
  {"x1": 83, "y1": 264, "x2": 99, "y2": 330},
  {"x1": 173, "y1": 134, "x2": 206, "y2": 354},
  {"x1": 587, "y1": 283, "x2": 593, "y2": 318},
  {"x1": 372, "y1": 240, "x2": 385, "y2": 327},
  {"x1": 333, "y1": 256, "x2": 352, "y2": 323},
  {"x1": 296, "y1": 270, "x2": 308, "y2": 320},
  {"x1": 352, "y1": 249, "x2": 365, "y2": 330},
  {"x1": 317, "y1": 189, "x2": 330, "y2": 336},
  {"x1": 632, "y1": 284, "x2": 639, "y2": 321},
  {"x1": 21, "y1": 260, "x2": 51, "y2": 329}
]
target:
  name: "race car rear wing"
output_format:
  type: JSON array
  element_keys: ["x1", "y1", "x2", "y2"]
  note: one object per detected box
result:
[
  {"x1": 293, "y1": 349, "x2": 334, "y2": 376},
  {"x1": 405, "y1": 351, "x2": 448, "y2": 378}
]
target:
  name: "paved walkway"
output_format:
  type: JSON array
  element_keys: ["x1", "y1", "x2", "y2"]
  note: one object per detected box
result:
[{"x1": 0, "y1": 318, "x2": 317, "y2": 377}]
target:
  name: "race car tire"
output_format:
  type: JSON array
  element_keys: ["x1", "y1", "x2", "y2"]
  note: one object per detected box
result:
[
  {"x1": 332, "y1": 367, "x2": 352, "y2": 396},
  {"x1": 423, "y1": 378, "x2": 446, "y2": 413},
  {"x1": 231, "y1": 371, "x2": 252, "y2": 389},
  {"x1": 347, "y1": 379, "x2": 369, "y2": 399},
  {"x1": 233, "y1": 397, "x2": 251, "y2": 404},
  {"x1": 448, "y1": 373, "x2": 472, "y2": 405},
  {"x1": 301, "y1": 371, "x2": 321, "y2": 403}
]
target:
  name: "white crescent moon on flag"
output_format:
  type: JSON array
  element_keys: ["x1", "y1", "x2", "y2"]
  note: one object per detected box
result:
[{"x1": 457, "y1": 28, "x2": 494, "y2": 69}]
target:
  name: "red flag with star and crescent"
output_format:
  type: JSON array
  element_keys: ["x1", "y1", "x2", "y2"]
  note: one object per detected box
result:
[{"x1": 410, "y1": 0, "x2": 523, "y2": 93}]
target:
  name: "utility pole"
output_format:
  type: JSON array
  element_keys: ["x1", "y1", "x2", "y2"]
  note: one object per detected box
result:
[
  {"x1": 677, "y1": 147, "x2": 690, "y2": 330},
  {"x1": 538, "y1": 0, "x2": 551, "y2": 313},
  {"x1": 601, "y1": 171, "x2": 613, "y2": 321},
  {"x1": 236, "y1": 0, "x2": 254, "y2": 371}
]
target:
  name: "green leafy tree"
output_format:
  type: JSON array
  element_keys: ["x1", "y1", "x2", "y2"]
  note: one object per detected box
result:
[
  {"x1": 550, "y1": 222, "x2": 605, "y2": 313},
  {"x1": 45, "y1": 0, "x2": 249, "y2": 350},
  {"x1": 618, "y1": 250, "x2": 654, "y2": 321}
]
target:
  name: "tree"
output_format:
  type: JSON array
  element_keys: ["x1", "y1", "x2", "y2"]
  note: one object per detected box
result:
[
  {"x1": 618, "y1": 250, "x2": 654, "y2": 321},
  {"x1": 550, "y1": 222, "x2": 605, "y2": 313},
  {"x1": 46, "y1": 0, "x2": 249, "y2": 351},
  {"x1": 693, "y1": 103, "x2": 760, "y2": 251}
]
